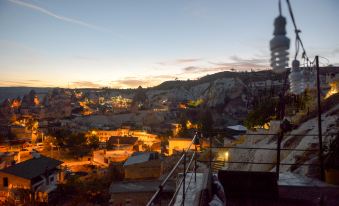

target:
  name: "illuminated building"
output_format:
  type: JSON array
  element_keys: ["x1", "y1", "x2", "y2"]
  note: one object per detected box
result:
[
  {"x1": 90, "y1": 129, "x2": 160, "y2": 146},
  {"x1": 168, "y1": 138, "x2": 198, "y2": 155}
]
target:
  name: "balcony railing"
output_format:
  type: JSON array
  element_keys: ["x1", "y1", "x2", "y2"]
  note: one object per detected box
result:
[
  {"x1": 147, "y1": 130, "x2": 336, "y2": 205},
  {"x1": 146, "y1": 133, "x2": 199, "y2": 206},
  {"x1": 201, "y1": 131, "x2": 337, "y2": 179}
]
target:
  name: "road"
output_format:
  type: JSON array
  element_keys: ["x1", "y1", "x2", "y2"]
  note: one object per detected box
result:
[{"x1": 62, "y1": 160, "x2": 91, "y2": 167}]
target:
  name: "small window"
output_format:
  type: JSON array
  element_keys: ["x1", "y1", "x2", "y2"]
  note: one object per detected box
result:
[{"x1": 3, "y1": 177, "x2": 8, "y2": 187}]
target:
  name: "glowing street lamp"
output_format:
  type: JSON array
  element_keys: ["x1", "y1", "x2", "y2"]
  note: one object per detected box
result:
[
  {"x1": 224, "y1": 151, "x2": 229, "y2": 162},
  {"x1": 224, "y1": 151, "x2": 230, "y2": 169}
]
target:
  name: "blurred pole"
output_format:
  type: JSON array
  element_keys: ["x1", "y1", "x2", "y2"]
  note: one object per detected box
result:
[
  {"x1": 276, "y1": 132, "x2": 282, "y2": 180},
  {"x1": 183, "y1": 149, "x2": 186, "y2": 206},
  {"x1": 209, "y1": 137, "x2": 212, "y2": 170},
  {"x1": 275, "y1": 69, "x2": 289, "y2": 180},
  {"x1": 194, "y1": 144, "x2": 197, "y2": 182},
  {"x1": 316, "y1": 56, "x2": 324, "y2": 181}
]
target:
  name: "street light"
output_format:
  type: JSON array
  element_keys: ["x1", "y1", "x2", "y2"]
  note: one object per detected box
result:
[
  {"x1": 270, "y1": 0, "x2": 326, "y2": 181},
  {"x1": 270, "y1": 14, "x2": 290, "y2": 74},
  {"x1": 289, "y1": 59, "x2": 304, "y2": 95},
  {"x1": 224, "y1": 151, "x2": 229, "y2": 169},
  {"x1": 224, "y1": 151, "x2": 229, "y2": 162}
]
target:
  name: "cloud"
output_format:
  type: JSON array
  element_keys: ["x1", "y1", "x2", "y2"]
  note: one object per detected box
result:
[
  {"x1": 8, "y1": 0, "x2": 109, "y2": 32},
  {"x1": 0, "y1": 74, "x2": 178, "y2": 89},
  {"x1": 182, "y1": 66, "x2": 200, "y2": 72},
  {"x1": 111, "y1": 79, "x2": 150, "y2": 88},
  {"x1": 110, "y1": 75, "x2": 178, "y2": 88},
  {"x1": 182, "y1": 66, "x2": 229, "y2": 73},
  {"x1": 70, "y1": 81, "x2": 103, "y2": 88},
  {"x1": 180, "y1": 55, "x2": 270, "y2": 75},
  {"x1": 0, "y1": 81, "x2": 33, "y2": 86},
  {"x1": 333, "y1": 48, "x2": 339, "y2": 55},
  {"x1": 230, "y1": 55, "x2": 268, "y2": 65},
  {"x1": 151, "y1": 75, "x2": 177, "y2": 79},
  {"x1": 211, "y1": 55, "x2": 268, "y2": 68},
  {"x1": 175, "y1": 58, "x2": 202, "y2": 64},
  {"x1": 0, "y1": 80, "x2": 54, "y2": 87},
  {"x1": 158, "y1": 58, "x2": 202, "y2": 66}
]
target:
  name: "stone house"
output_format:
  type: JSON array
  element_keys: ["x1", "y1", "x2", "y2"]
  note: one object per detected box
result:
[{"x1": 0, "y1": 154, "x2": 63, "y2": 203}]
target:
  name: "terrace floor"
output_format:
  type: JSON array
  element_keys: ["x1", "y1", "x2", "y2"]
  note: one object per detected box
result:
[
  {"x1": 225, "y1": 172, "x2": 339, "y2": 206},
  {"x1": 173, "y1": 173, "x2": 208, "y2": 206}
]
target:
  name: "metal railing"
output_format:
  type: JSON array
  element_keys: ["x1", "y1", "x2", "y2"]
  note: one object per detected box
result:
[
  {"x1": 201, "y1": 132, "x2": 337, "y2": 178},
  {"x1": 146, "y1": 133, "x2": 199, "y2": 206},
  {"x1": 147, "y1": 131, "x2": 336, "y2": 205}
]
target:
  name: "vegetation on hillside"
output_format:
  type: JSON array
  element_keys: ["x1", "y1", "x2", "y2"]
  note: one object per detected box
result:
[
  {"x1": 47, "y1": 129, "x2": 100, "y2": 158},
  {"x1": 244, "y1": 98, "x2": 278, "y2": 129}
]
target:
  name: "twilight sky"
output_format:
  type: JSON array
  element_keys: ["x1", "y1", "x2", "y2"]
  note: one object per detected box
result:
[{"x1": 0, "y1": 0, "x2": 338, "y2": 88}]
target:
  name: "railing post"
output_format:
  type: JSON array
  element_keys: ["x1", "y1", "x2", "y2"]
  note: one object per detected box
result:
[
  {"x1": 276, "y1": 132, "x2": 282, "y2": 180},
  {"x1": 209, "y1": 136, "x2": 212, "y2": 170},
  {"x1": 182, "y1": 149, "x2": 186, "y2": 206},
  {"x1": 316, "y1": 55, "x2": 325, "y2": 181},
  {"x1": 147, "y1": 133, "x2": 201, "y2": 206},
  {"x1": 194, "y1": 144, "x2": 197, "y2": 182},
  {"x1": 158, "y1": 185, "x2": 163, "y2": 206}
]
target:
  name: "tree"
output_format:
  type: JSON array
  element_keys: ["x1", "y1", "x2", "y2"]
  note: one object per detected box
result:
[
  {"x1": 88, "y1": 135, "x2": 100, "y2": 150},
  {"x1": 244, "y1": 98, "x2": 278, "y2": 129},
  {"x1": 26, "y1": 118, "x2": 38, "y2": 143},
  {"x1": 64, "y1": 132, "x2": 86, "y2": 148},
  {"x1": 198, "y1": 109, "x2": 214, "y2": 136},
  {"x1": 49, "y1": 129, "x2": 91, "y2": 157},
  {"x1": 177, "y1": 112, "x2": 191, "y2": 138},
  {"x1": 65, "y1": 133, "x2": 91, "y2": 157},
  {"x1": 43, "y1": 136, "x2": 58, "y2": 150},
  {"x1": 132, "y1": 86, "x2": 147, "y2": 109},
  {"x1": 50, "y1": 129, "x2": 71, "y2": 147}
]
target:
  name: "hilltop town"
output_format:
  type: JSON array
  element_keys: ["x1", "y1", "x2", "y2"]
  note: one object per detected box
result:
[{"x1": 0, "y1": 68, "x2": 338, "y2": 205}]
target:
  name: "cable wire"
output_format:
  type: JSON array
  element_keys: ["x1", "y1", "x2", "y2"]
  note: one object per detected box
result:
[
  {"x1": 285, "y1": 0, "x2": 310, "y2": 63},
  {"x1": 318, "y1": 56, "x2": 330, "y2": 66}
]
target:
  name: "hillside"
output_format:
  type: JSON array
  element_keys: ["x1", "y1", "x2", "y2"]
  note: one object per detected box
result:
[
  {"x1": 227, "y1": 93, "x2": 339, "y2": 178},
  {"x1": 0, "y1": 87, "x2": 52, "y2": 102},
  {"x1": 152, "y1": 70, "x2": 285, "y2": 91}
]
